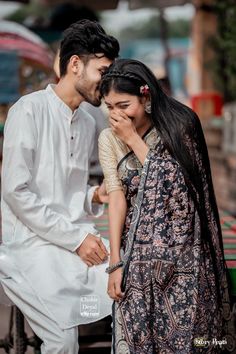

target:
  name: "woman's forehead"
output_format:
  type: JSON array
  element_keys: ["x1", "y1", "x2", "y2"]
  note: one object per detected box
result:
[{"x1": 104, "y1": 90, "x2": 137, "y2": 103}]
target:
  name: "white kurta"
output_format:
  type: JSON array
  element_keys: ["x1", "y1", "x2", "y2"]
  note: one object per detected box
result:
[{"x1": 0, "y1": 84, "x2": 112, "y2": 329}]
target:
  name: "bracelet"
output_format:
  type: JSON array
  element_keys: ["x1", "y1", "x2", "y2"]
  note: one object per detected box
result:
[{"x1": 105, "y1": 261, "x2": 124, "y2": 274}]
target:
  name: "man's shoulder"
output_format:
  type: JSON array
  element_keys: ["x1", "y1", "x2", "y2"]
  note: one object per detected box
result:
[
  {"x1": 18, "y1": 89, "x2": 48, "y2": 108},
  {"x1": 10, "y1": 88, "x2": 47, "y2": 112}
]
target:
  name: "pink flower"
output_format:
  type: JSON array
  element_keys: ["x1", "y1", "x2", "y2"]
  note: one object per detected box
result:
[{"x1": 140, "y1": 84, "x2": 150, "y2": 95}]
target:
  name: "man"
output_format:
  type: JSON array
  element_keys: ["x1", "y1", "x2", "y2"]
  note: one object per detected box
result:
[{"x1": 0, "y1": 20, "x2": 119, "y2": 353}]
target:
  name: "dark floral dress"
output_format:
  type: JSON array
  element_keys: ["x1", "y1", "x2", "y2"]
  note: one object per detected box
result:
[{"x1": 111, "y1": 126, "x2": 233, "y2": 354}]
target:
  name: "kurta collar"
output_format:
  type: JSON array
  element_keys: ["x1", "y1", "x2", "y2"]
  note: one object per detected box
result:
[{"x1": 46, "y1": 84, "x2": 80, "y2": 121}]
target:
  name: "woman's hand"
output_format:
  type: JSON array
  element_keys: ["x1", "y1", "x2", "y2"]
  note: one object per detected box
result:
[
  {"x1": 110, "y1": 109, "x2": 149, "y2": 164},
  {"x1": 109, "y1": 110, "x2": 138, "y2": 146},
  {"x1": 107, "y1": 267, "x2": 124, "y2": 301}
]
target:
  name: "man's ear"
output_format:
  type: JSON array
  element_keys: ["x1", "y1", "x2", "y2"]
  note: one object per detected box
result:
[{"x1": 69, "y1": 55, "x2": 84, "y2": 75}]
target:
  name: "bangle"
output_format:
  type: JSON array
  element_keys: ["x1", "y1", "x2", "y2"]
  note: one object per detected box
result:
[
  {"x1": 105, "y1": 261, "x2": 124, "y2": 274},
  {"x1": 93, "y1": 186, "x2": 103, "y2": 204}
]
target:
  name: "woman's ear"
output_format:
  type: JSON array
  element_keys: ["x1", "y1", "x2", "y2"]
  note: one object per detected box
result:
[
  {"x1": 69, "y1": 55, "x2": 84, "y2": 76},
  {"x1": 140, "y1": 94, "x2": 151, "y2": 106},
  {"x1": 140, "y1": 95, "x2": 151, "y2": 114}
]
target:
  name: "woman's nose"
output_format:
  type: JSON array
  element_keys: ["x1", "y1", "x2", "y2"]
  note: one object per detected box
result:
[{"x1": 114, "y1": 108, "x2": 124, "y2": 114}]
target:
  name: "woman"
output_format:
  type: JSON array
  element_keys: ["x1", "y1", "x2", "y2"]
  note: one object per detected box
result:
[{"x1": 98, "y1": 59, "x2": 231, "y2": 354}]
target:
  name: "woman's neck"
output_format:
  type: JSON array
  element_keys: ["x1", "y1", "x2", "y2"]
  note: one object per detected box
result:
[{"x1": 136, "y1": 121, "x2": 152, "y2": 138}]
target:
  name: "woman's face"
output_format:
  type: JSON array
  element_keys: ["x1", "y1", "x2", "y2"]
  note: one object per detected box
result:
[{"x1": 104, "y1": 89, "x2": 150, "y2": 130}]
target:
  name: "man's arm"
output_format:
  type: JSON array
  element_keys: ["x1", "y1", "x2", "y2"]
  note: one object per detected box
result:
[
  {"x1": 83, "y1": 117, "x2": 106, "y2": 216},
  {"x1": 2, "y1": 101, "x2": 102, "y2": 253}
]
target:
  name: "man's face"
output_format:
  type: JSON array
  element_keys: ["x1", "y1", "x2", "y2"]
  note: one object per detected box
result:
[{"x1": 75, "y1": 55, "x2": 112, "y2": 106}]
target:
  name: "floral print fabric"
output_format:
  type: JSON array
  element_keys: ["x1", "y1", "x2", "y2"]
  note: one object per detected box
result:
[{"x1": 112, "y1": 129, "x2": 231, "y2": 354}]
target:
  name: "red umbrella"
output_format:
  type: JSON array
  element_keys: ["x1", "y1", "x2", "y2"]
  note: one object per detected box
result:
[
  {"x1": 0, "y1": 21, "x2": 53, "y2": 68},
  {"x1": 0, "y1": 36, "x2": 53, "y2": 68}
]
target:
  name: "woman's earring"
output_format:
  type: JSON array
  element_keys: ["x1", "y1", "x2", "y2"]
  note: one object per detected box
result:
[{"x1": 145, "y1": 102, "x2": 151, "y2": 114}]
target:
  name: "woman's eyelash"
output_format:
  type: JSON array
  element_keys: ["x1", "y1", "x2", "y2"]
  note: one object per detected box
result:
[{"x1": 106, "y1": 104, "x2": 129, "y2": 110}]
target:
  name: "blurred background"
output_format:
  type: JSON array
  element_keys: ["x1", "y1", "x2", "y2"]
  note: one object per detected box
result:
[{"x1": 0, "y1": 0, "x2": 236, "y2": 353}]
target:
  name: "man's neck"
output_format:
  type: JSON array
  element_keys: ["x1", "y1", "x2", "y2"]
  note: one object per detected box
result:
[{"x1": 54, "y1": 78, "x2": 83, "y2": 113}]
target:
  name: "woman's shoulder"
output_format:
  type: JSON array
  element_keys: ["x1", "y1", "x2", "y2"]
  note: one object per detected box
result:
[
  {"x1": 99, "y1": 128, "x2": 124, "y2": 146},
  {"x1": 99, "y1": 128, "x2": 130, "y2": 158},
  {"x1": 99, "y1": 127, "x2": 113, "y2": 141},
  {"x1": 98, "y1": 128, "x2": 117, "y2": 148}
]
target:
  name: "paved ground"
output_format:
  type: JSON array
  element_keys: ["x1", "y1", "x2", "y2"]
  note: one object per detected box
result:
[
  {"x1": 1, "y1": 208, "x2": 235, "y2": 353},
  {"x1": 0, "y1": 209, "x2": 112, "y2": 353}
]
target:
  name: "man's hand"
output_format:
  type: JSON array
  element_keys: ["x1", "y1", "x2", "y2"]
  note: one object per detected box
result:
[
  {"x1": 97, "y1": 181, "x2": 109, "y2": 204},
  {"x1": 92, "y1": 181, "x2": 109, "y2": 204},
  {"x1": 76, "y1": 234, "x2": 109, "y2": 267}
]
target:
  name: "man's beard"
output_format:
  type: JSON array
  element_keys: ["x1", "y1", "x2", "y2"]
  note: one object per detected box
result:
[{"x1": 76, "y1": 83, "x2": 101, "y2": 107}]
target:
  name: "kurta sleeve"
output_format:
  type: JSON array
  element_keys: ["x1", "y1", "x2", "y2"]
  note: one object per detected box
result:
[
  {"x1": 84, "y1": 185, "x2": 104, "y2": 217},
  {"x1": 1, "y1": 101, "x2": 98, "y2": 252},
  {"x1": 83, "y1": 114, "x2": 104, "y2": 217},
  {"x1": 98, "y1": 129, "x2": 123, "y2": 194}
]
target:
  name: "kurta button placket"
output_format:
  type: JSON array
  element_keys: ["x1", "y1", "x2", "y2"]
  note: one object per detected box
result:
[{"x1": 70, "y1": 118, "x2": 74, "y2": 159}]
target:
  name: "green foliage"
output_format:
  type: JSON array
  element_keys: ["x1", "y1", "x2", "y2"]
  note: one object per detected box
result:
[
  {"x1": 5, "y1": 3, "x2": 49, "y2": 24},
  {"x1": 168, "y1": 19, "x2": 191, "y2": 38},
  {"x1": 210, "y1": 0, "x2": 236, "y2": 102},
  {"x1": 119, "y1": 15, "x2": 190, "y2": 41}
]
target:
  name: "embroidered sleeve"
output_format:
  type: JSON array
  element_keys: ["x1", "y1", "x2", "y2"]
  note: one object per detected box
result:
[{"x1": 98, "y1": 129, "x2": 123, "y2": 194}]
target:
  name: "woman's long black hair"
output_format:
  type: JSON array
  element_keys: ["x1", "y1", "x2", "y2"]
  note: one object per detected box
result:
[{"x1": 100, "y1": 58, "x2": 230, "y2": 306}]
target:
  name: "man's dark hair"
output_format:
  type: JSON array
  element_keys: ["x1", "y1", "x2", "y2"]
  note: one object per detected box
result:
[{"x1": 59, "y1": 19, "x2": 119, "y2": 76}]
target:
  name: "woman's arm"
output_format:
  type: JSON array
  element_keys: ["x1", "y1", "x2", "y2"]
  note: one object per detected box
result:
[
  {"x1": 127, "y1": 134, "x2": 149, "y2": 165},
  {"x1": 98, "y1": 129, "x2": 127, "y2": 301},
  {"x1": 107, "y1": 190, "x2": 127, "y2": 301},
  {"x1": 98, "y1": 130, "x2": 126, "y2": 261},
  {"x1": 108, "y1": 190, "x2": 127, "y2": 264}
]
